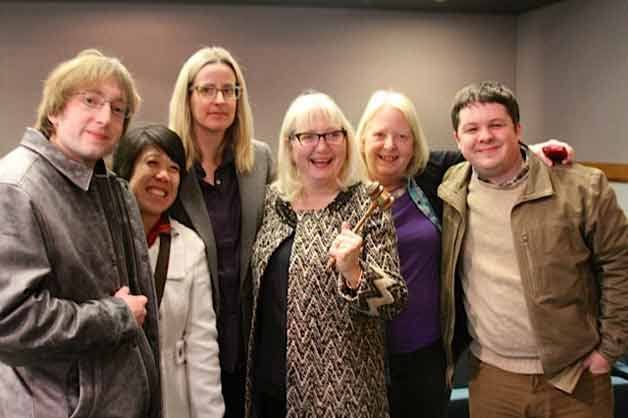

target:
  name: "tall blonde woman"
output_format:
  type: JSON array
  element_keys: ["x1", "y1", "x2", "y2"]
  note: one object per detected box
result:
[
  {"x1": 169, "y1": 46, "x2": 273, "y2": 418},
  {"x1": 356, "y1": 90, "x2": 575, "y2": 418},
  {"x1": 246, "y1": 91, "x2": 407, "y2": 418}
]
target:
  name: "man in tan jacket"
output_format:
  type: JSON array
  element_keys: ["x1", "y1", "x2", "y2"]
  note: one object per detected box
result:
[{"x1": 438, "y1": 80, "x2": 628, "y2": 418}]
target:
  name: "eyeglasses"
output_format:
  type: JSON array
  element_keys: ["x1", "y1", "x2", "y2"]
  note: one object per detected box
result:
[
  {"x1": 190, "y1": 84, "x2": 241, "y2": 101},
  {"x1": 291, "y1": 129, "x2": 347, "y2": 147},
  {"x1": 75, "y1": 91, "x2": 130, "y2": 119}
]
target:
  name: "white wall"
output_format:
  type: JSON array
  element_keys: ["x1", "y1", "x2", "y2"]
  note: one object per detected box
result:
[{"x1": 0, "y1": 2, "x2": 517, "y2": 157}]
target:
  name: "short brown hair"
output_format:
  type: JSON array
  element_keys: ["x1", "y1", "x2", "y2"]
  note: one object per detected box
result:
[{"x1": 451, "y1": 81, "x2": 519, "y2": 131}]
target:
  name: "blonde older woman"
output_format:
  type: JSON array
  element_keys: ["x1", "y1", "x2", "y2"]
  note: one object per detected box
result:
[
  {"x1": 357, "y1": 90, "x2": 461, "y2": 418},
  {"x1": 168, "y1": 46, "x2": 273, "y2": 418},
  {"x1": 246, "y1": 91, "x2": 407, "y2": 418},
  {"x1": 356, "y1": 90, "x2": 576, "y2": 418}
]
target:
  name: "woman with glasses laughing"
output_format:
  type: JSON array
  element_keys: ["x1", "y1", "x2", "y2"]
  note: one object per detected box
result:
[{"x1": 244, "y1": 91, "x2": 407, "y2": 418}]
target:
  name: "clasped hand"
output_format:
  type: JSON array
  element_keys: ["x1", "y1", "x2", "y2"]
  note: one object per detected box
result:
[{"x1": 114, "y1": 286, "x2": 148, "y2": 327}]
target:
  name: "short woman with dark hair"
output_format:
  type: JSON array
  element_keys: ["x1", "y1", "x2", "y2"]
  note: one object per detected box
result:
[{"x1": 113, "y1": 124, "x2": 224, "y2": 418}]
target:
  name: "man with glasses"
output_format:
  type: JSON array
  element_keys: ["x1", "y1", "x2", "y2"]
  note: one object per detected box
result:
[{"x1": 0, "y1": 49, "x2": 161, "y2": 418}]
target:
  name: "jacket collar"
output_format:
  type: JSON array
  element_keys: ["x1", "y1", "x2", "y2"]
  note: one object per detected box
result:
[
  {"x1": 437, "y1": 151, "x2": 555, "y2": 210},
  {"x1": 437, "y1": 162, "x2": 473, "y2": 214},
  {"x1": 20, "y1": 128, "x2": 100, "y2": 191},
  {"x1": 519, "y1": 153, "x2": 554, "y2": 203}
]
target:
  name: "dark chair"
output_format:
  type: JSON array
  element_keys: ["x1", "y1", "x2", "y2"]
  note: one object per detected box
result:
[
  {"x1": 612, "y1": 358, "x2": 628, "y2": 418},
  {"x1": 448, "y1": 349, "x2": 470, "y2": 418}
]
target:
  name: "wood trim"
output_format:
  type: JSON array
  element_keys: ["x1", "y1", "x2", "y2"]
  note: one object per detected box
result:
[{"x1": 578, "y1": 161, "x2": 628, "y2": 182}]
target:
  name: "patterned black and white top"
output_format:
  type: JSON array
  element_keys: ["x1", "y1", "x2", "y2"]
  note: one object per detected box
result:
[{"x1": 246, "y1": 182, "x2": 407, "y2": 418}]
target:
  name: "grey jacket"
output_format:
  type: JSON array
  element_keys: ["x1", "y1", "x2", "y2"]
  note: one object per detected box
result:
[
  {"x1": 0, "y1": 129, "x2": 161, "y2": 418},
  {"x1": 171, "y1": 140, "x2": 274, "y2": 358}
]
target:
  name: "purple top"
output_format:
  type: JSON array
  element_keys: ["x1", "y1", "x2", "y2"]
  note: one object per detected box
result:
[{"x1": 387, "y1": 191, "x2": 441, "y2": 353}]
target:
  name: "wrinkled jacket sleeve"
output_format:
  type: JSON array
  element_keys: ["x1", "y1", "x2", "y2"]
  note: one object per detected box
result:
[
  {"x1": 338, "y1": 207, "x2": 407, "y2": 319},
  {"x1": 0, "y1": 184, "x2": 138, "y2": 366},
  {"x1": 586, "y1": 172, "x2": 628, "y2": 364},
  {"x1": 185, "y1": 241, "x2": 225, "y2": 418}
]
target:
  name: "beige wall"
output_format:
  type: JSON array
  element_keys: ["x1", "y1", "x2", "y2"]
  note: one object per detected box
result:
[
  {"x1": 517, "y1": 0, "x2": 628, "y2": 206},
  {"x1": 517, "y1": 0, "x2": 628, "y2": 163},
  {"x1": 0, "y1": 2, "x2": 517, "y2": 157},
  {"x1": 4, "y1": 1, "x2": 625, "y2": 164}
]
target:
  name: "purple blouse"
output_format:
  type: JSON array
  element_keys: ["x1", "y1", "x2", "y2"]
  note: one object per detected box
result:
[{"x1": 387, "y1": 191, "x2": 441, "y2": 354}]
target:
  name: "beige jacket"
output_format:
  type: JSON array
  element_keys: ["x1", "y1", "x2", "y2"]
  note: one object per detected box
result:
[
  {"x1": 438, "y1": 155, "x2": 628, "y2": 384},
  {"x1": 150, "y1": 219, "x2": 224, "y2": 418}
]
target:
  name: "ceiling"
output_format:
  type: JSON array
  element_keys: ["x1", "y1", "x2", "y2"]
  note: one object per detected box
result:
[
  {"x1": 206, "y1": 0, "x2": 564, "y2": 14},
  {"x1": 12, "y1": 0, "x2": 564, "y2": 15}
]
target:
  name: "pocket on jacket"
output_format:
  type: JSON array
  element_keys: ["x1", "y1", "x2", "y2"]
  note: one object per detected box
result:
[
  {"x1": 69, "y1": 358, "x2": 99, "y2": 418},
  {"x1": 134, "y1": 334, "x2": 156, "y2": 414},
  {"x1": 0, "y1": 364, "x2": 35, "y2": 418},
  {"x1": 524, "y1": 223, "x2": 591, "y2": 302},
  {"x1": 13, "y1": 359, "x2": 96, "y2": 418},
  {"x1": 66, "y1": 360, "x2": 80, "y2": 416}
]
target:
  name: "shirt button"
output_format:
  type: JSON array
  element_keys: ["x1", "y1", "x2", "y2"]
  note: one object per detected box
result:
[{"x1": 216, "y1": 179, "x2": 222, "y2": 185}]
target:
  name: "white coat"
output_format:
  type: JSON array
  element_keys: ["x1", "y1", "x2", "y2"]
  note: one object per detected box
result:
[{"x1": 149, "y1": 218, "x2": 224, "y2": 418}]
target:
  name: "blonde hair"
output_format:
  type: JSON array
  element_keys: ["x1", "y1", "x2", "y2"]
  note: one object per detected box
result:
[
  {"x1": 275, "y1": 91, "x2": 363, "y2": 202},
  {"x1": 168, "y1": 46, "x2": 254, "y2": 173},
  {"x1": 356, "y1": 89, "x2": 429, "y2": 178},
  {"x1": 35, "y1": 49, "x2": 141, "y2": 138}
]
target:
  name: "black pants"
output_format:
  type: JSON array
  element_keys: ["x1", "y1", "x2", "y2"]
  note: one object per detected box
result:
[
  {"x1": 222, "y1": 369, "x2": 246, "y2": 418},
  {"x1": 254, "y1": 387, "x2": 287, "y2": 418},
  {"x1": 387, "y1": 339, "x2": 450, "y2": 418}
]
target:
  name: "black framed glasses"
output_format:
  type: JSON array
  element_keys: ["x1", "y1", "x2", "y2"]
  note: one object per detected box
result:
[
  {"x1": 190, "y1": 84, "x2": 241, "y2": 101},
  {"x1": 291, "y1": 129, "x2": 347, "y2": 147}
]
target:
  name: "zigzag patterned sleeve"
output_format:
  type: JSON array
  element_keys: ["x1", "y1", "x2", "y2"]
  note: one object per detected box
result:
[{"x1": 338, "y1": 205, "x2": 408, "y2": 319}]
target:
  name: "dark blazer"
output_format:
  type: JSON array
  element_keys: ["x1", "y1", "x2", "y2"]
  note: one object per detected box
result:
[
  {"x1": 417, "y1": 150, "x2": 470, "y2": 364},
  {"x1": 171, "y1": 139, "x2": 274, "y2": 348},
  {"x1": 415, "y1": 150, "x2": 464, "y2": 220}
]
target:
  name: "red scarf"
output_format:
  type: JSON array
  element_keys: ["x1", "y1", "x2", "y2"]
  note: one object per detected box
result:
[{"x1": 146, "y1": 215, "x2": 172, "y2": 248}]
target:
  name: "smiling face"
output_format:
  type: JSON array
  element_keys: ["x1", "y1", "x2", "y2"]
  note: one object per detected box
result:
[
  {"x1": 363, "y1": 106, "x2": 414, "y2": 191},
  {"x1": 48, "y1": 80, "x2": 126, "y2": 167},
  {"x1": 189, "y1": 62, "x2": 238, "y2": 138},
  {"x1": 291, "y1": 112, "x2": 347, "y2": 194},
  {"x1": 454, "y1": 102, "x2": 523, "y2": 184},
  {"x1": 129, "y1": 145, "x2": 181, "y2": 229}
]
